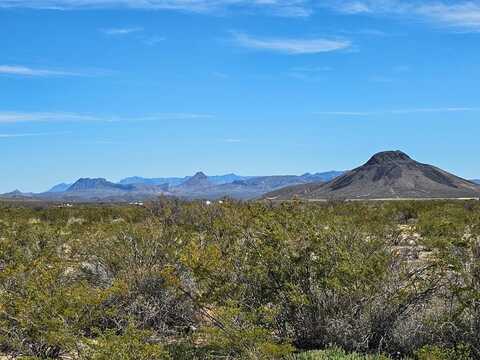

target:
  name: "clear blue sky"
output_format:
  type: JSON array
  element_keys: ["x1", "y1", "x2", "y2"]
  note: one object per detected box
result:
[{"x1": 1, "y1": 0, "x2": 479, "y2": 192}]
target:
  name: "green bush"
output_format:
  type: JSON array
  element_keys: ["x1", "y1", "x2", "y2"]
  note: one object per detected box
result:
[
  {"x1": 291, "y1": 347, "x2": 390, "y2": 359},
  {"x1": 1, "y1": 200, "x2": 480, "y2": 359}
]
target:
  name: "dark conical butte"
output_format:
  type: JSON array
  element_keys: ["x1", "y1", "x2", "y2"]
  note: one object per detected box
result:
[{"x1": 265, "y1": 150, "x2": 480, "y2": 200}]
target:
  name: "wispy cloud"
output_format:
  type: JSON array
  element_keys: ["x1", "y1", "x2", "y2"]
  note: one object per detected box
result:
[
  {"x1": 0, "y1": 65, "x2": 82, "y2": 77},
  {"x1": 0, "y1": 131, "x2": 71, "y2": 138},
  {"x1": 0, "y1": 112, "x2": 105, "y2": 123},
  {"x1": 327, "y1": 1, "x2": 480, "y2": 32},
  {"x1": 223, "y1": 138, "x2": 242, "y2": 143},
  {"x1": 287, "y1": 65, "x2": 332, "y2": 81},
  {"x1": 333, "y1": 1, "x2": 372, "y2": 14},
  {"x1": 100, "y1": 27, "x2": 166, "y2": 46},
  {"x1": 291, "y1": 66, "x2": 333, "y2": 72},
  {"x1": 0, "y1": 111, "x2": 213, "y2": 124},
  {"x1": 0, "y1": 0, "x2": 312, "y2": 17},
  {"x1": 316, "y1": 107, "x2": 480, "y2": 116},
  {"x1": 137, "y1": 113, "x2": 215, "y2": 120},
  {"x1": 418, "y1": 3, "x2": 480, "y2": 31},
  {"x1": 142, "y1": 35, "x2": 166, "y2": 46},
  {"x1": 101, "y1": 27, "x2": 143, "y2": 35},
  {"x1": 232, "y1": 32, "x2": 351, "y2": 54},
  {"x1": 2, "y1": 0, "x2": 480, "y2": 29},
  {"x1": 0, "y1": 65, "x2": 111, "y2": 77}
]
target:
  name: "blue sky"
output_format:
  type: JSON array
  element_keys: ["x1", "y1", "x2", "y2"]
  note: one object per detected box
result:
[{"x1": 1, "y1": 0, "x2": 480, "y2": 192}]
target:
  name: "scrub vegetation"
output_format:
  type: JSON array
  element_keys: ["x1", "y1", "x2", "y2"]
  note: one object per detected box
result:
[{"x1": 1, "y1": 199, "x2": 479, "y2": 359}]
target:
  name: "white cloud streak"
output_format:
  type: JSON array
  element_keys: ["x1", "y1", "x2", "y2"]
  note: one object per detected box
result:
[
  {"x1": 0, "y1": 112, "x2": 105, "y2": 123},
  {"x1": 0, "y1": 111, "x2": 214, "y2": 123},
  {"x1": 0, "y1": 0, "x2": 312, "y2": 17},
  {"x1": 136, "y1": 113, "x2": 215, "y2": 120},
  {"x1": 0, "y1": 65, "x2": 82, "y2": 77},
  {"x1": 328, "y1": 0, "x2": 480, "y2": 31},
  {"x1": 287, "y1": 65, "x2": 333, "y2": 81},
  {"x1": 0, "y1": 65, "x2": 112, "y2": 77},
  {"x1": 0, "y1": 131, "x2": 71, "y2": 138},
  {"x1": 418, "y1": 3, "x2": 480, "y2": 30},
  {"x1": 232, "y1": 32, "x2": 351, "y2": 54},
  {"x1": 317, "y1": 108, "x2": 480, "y2": 116},
  {"x1": 142, "y1": 35, "x2": 166, "y2": 45},
  {"x1": 101, "y1": 27, "x2": 143, "y2": 35},
  {"x1": 3, "y1": 0, "x2": 479, "y2": 29},
  {"x1": 1, "y1": 0, "x2": 480, "y2": 29}
]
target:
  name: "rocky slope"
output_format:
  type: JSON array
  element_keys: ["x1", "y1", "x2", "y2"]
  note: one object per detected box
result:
[{"x1": 265, "y1": 151, "x2": 480, "y2": 200}]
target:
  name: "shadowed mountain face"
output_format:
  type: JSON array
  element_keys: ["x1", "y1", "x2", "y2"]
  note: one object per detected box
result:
[
  {"x1": 67, "y1": 178, "x2": 133, "y2": 192},
  {"x1": 265, "y1": 151, "x2": 480, "y2": 200},
  {"x1": 177, "y1": 172, "x2": 211, "y2": 189}
]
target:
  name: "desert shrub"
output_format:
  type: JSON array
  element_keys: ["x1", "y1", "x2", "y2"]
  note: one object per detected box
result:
[
  {"x1": 1, "y1": 200, "x2": 480, "y2": 358},
  {"x1": 83, "y1": 325, "x2": 170, "y2": 360},
  {"x1": 414, "y1": 344, "x2": 471, "y2": 360},
  {"x1": 290, "y1": 347, "x2": 390, "y2": 359}
]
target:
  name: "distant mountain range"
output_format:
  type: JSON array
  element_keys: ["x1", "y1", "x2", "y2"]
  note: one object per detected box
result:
[
  {"x1": 2, "y1": 154, "x2": 478, "y2": 202},
  {"x1": 265, "y1": 151, "x2": 480, "y2": 200},
  {"x1": 119, "y1": 173, "x2": 251, "y2": 187},
  {"x1": 1, "y1": 171, "x2": 344, "y2": 202}
]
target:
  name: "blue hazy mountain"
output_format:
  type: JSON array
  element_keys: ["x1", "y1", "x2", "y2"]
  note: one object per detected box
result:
[
  {"x1": 176, "y1": 172, "x2": 212, "y2": 189},
  {"x1": 0, "y1": 190, "x2": 32, "y2": 199},
  {"x1": 119, "y1": 176, "x2": 185, "y2": 187},
  {"x1": 47, "y1": 183, "x2": 72, "y2": 193},
  {"x1": 301, "y1": 171, "x2": 345, "y2": 183},
  {"x1": 2, "y1": 171, "x2": 345, "y2": 202},
  {"x1": 67, "y1": 178, "x2": 133, "y2": 192},
  {"x1": 119, "y1": 173, "x2": 251, "y2": 186},
  {"x1": 168, "y1": 171, "x2": 345, "y2": 200}
]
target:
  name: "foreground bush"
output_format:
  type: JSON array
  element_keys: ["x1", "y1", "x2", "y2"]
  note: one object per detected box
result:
[
  {"x1": 291, "y1": 348, "x2": 390, "y2": 359},
  {"x1": 1, "y1": 199, "x2": 480, "y2": 358}
]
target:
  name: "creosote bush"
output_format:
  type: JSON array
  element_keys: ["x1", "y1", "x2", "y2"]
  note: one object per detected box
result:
[{"x1": 1, "y1": 199, "x2": 480, "y2": 359}]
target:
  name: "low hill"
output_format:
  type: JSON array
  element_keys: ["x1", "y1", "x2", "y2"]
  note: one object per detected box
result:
[
  {"x1": 0, "y1": 190, "x2": 34, "y2": 200},
  {"x1": 265, "y1": 151, "x2": 480, "y2": 200}
]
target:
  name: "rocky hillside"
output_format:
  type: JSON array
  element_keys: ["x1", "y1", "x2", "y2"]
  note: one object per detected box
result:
[{"x1": 265, "y1": 151, "x2": 480, "y2": 200}]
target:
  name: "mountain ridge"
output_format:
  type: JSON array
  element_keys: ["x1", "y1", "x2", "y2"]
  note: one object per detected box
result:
[
  {"x1": 1, "y1": 171, "x2": 344, "y2": 201},
  {"x1": 119, "y1": 173, "x2": 251, "y2": 186},
  {"x1": 47, "y1": 183, "x2": 72, "y2": 193},
  {"x1": 67, "y1": 178, "x2": 133, "y2": 192},
  {"x1": 265, "y1": 151, "x2": 480, "y2": 200},
  {"x1": 2, "y1": 161, "x2": 477, "y2": 202}
]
